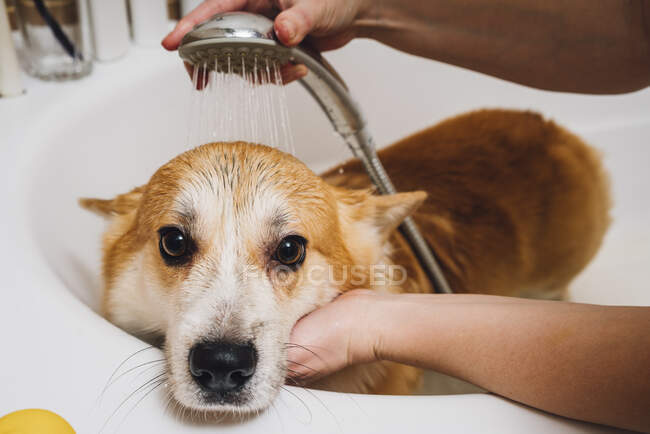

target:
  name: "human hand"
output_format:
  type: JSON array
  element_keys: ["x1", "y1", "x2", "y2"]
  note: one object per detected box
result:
[
  {"x1": 285, "y1": 289, "x2": 382, "y2": 384},
  {"x1": 162, "y1": 0, "x2": 373, "y2": 52}
]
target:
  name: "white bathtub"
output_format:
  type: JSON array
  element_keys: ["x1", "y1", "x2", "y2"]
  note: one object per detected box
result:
[{"x1": 1, "y1": 41, "x2": 648, "y2": 433}]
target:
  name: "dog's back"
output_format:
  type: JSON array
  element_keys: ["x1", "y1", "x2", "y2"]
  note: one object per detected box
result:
[{"x1": 323, "y1": 109, "x2": 611, "y2": 298}]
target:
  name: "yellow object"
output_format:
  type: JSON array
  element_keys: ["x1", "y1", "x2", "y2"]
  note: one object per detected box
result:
[{"x1": 0, "y1": 409, "x2": 75, "y2": 434}]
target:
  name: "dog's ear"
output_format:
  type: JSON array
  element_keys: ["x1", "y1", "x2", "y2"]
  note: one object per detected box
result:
[
  {"x1": 337, "y1": 188, "x2": 427, "y2": 239},
  {"x1": 79, "y1": 185, "x2": 145, "y2": 218},
  {"x1": 367, "y1": 191, "x2": 427, "y2": 236}
]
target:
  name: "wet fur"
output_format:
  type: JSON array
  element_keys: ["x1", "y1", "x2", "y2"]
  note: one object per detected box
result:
[{"x1": 81, "y1": 109, "x2": 610, "y2": 408}]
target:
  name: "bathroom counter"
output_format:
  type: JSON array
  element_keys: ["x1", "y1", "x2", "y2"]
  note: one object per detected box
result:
[{"x1": 1, "y1": 43, "x2": 648, "y2": 433}]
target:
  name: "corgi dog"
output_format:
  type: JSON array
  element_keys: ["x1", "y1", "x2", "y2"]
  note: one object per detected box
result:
[{"x1": 80, "y1": 109, "x2": 610, "y2": 414}]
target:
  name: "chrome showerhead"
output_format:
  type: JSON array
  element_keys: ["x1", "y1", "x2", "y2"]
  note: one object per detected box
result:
[{"x1": 179, "y1": 12, "x2": 292, "y2": 73}]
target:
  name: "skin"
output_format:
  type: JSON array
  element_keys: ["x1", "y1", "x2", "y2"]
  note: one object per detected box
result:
[
  {"x1": 163, "y1": 0, "x2": 650, "y2": 93},
  {"x1": 287, "y1": 291, "x2": 650, "y2": 433}
]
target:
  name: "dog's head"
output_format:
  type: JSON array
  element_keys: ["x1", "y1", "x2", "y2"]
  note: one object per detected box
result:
[{"x1": 81, "y1": 142, "x2": 424, "y2": 414}]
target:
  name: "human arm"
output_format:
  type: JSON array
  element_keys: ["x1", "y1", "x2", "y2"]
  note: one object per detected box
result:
[
  {"x1": 162, "y1": 0, "x2": 650, "y2": 94},
  {"x1": 287, "y1": 291, "x2": 650, "y2": 432}
]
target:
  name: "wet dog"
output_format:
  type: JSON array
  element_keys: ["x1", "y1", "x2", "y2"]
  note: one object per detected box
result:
[{"x1": 81, "y1": 109, "x2": 610, "y2": 413}]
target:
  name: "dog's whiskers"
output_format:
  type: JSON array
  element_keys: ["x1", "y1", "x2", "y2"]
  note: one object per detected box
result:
[
  {"x1": 162, "y1": 385, "x2": 175, "y2": 419},
  {"x1": 284, "y1": 342, "x2": 327, "y2": 363},
  {"x1": 285, "y1": 367, "x2": 314, "y2": 385},
  {"x1": 291, "y1": 381, "x2": 342, "y2": 433},
  {"x1": 279, "y1": 385, "x2": 313, "y2": 424},
  {"x1": 286, "y1": 359, "x2": 322, "y2": 376},
  {"x1": 269, "y1": 400, "x2": 285, "y2": 431},
  {"x1": 99, "y1": 371, "x2": 167, "y2": 433},
  {"x1": 115, "y1": 376, "x2": 167, "y2": 432},
  {"x1": 286, "y1": 366, "x2": 366, "y2": 422},
  {"x1": 103, "y1": 359, "x2": 165, "y2": 392},
  {"x1": 97, "y1": 345, "x2": 157, "y2": 404}
]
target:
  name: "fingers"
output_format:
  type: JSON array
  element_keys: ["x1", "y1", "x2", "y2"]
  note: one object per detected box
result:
[
  {"x1": 280, "y1": 63, "x2": 308, "y2": 84},
  {"x1": 162, "y1": 0, "x2": 248, "y2": 50},
  {"x1": 285, "y1": 344, "x2": 327, "y2": 383},
  {"x1": 284, "y1": 290, "x2": 380, "y2": 384},
  {"x1": 274, "y1": 1, "x2": 323, "y2": 46},
  {"x1": 285, "y1": 311, "x2": 345, "y2": 383}
]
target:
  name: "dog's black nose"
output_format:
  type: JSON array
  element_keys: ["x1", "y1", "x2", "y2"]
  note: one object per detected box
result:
[{"x1": 189, "y1": 341, "x2": 257, "y2": 393}]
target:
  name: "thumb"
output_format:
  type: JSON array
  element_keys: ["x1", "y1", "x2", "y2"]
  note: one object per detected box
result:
[{"x1": 274, "y1": 2, "x2": 323, "y2": 46}]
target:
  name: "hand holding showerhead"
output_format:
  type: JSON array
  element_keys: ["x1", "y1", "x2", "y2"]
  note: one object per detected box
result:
[
  {"x1": 162, "y1": 0, "x2": 368, "y2": 53},
  {"x1": 164, "y1": 0, "x2": 650, "y2": 94},
  {"x1": 163, "y1": 0, "x2": 369, "y2": 86}
]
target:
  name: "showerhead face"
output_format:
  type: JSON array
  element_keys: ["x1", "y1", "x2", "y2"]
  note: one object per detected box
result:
[{"x1": 178, "y1": 12, "x2": 293, "y2": 73}]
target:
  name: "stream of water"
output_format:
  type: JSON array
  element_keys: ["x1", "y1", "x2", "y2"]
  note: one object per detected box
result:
[{"x1": 186, "y1": 58, "x2": 295, "y2": 155}]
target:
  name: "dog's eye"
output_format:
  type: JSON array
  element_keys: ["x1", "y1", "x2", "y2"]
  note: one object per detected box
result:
[
  {"x1": 162, "y1": 229, "x2": 186, "y2": 256},
  {"x1": 159, "y1": 227, "x2": 191, "y2": 264},
  {"x1": 275, "y1": 235, "x2": 307, "y2": 267}
]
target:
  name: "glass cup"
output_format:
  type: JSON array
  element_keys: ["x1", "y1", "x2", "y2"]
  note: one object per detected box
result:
[{"x1": 15, "y1": 0, "x2": 92, "y2": 80}]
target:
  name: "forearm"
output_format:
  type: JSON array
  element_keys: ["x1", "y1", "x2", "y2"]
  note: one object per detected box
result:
[
  {"x1": 358, "y1": 0, "x2": 650, "y2": 93},
  {"x1": 369, "y1": 294, "x2": 650, "y2": 432}
]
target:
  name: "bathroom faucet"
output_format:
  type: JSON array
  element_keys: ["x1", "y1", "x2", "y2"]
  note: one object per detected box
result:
[{"x1": 178, "y1": 12, "x2": 452, "y2": 294}]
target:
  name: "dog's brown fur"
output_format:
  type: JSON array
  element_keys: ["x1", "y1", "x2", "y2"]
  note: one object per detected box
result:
[
  {"x1": 325, "y1": 109, "x2": 610, "y2": 298},
  {"x1": 81, "y1": 109, "x2": 610, "y2": 398}
]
